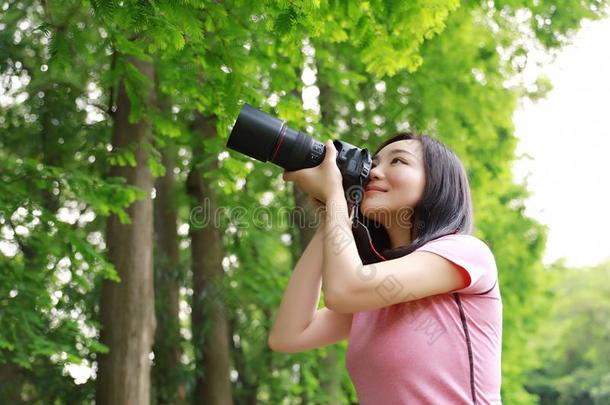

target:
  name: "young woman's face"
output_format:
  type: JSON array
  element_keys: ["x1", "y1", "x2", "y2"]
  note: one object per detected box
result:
[{"x1": 361, "y1": 140, "x2": 426, "y2": 223}]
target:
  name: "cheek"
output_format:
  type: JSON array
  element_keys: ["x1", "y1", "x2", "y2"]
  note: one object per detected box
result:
[{"x1": 387, "y1": 171, "x2": 424, "y2": 203}]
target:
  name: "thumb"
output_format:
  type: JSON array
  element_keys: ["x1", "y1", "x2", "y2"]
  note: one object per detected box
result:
[{"x1": 324, "y1": 140, "x2": 336, "y2": 164}]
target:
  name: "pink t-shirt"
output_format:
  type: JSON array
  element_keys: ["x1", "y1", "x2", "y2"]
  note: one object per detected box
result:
[{"x1": 346, "y1": 234, "x2": 502, "y2": 404}]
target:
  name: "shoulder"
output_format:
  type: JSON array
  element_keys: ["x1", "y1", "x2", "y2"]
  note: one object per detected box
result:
[
  {"x1": 417, "y1": 234, "x2": 494, "y2": 259},
  {"x1": 414, "y1": 234, "x2": 498, "y2": 295}
]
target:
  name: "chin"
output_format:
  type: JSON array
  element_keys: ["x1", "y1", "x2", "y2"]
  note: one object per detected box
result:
[{"x1": 360, "y1": 201, "x2": 390, "y2": 223}]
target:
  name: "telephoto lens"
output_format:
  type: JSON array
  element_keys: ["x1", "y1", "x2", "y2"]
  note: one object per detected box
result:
[
  {"x1": 227, "y1": 104, "x2": 325, "y2": 171},
  {"x1": 226, "y1": 103, "x2": 372, "y2": 203}
]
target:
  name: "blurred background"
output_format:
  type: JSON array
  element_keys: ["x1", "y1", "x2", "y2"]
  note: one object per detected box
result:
[{"x1": 1, "y1": 0, "x2": 609, "y2": 404}]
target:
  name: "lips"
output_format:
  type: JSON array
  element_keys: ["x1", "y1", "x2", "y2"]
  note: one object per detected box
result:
[{"x1": 364, "y1": 185, "x2": 387, "y2": 193}]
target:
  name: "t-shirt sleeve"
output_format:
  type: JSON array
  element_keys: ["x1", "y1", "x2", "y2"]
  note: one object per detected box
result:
[{"x1": 414, "y1": 234, "x2": 498, "y2": 295}]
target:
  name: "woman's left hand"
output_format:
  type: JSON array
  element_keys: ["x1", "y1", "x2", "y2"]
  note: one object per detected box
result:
[{"x1": 282, "y1": 140, "x2": 344, "y2": 203}]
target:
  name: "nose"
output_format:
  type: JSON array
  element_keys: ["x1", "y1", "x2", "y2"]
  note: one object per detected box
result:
[{"x1": 369, "y1": 163, "x2": 384, "y2": 181}]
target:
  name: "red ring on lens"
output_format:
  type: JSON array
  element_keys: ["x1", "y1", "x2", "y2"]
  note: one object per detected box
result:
[{"x1": 270, "y1": 123, "x2": 288, "y2": 163}]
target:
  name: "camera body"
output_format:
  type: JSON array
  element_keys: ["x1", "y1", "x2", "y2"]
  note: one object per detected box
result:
[{"x1": 226, "y1": 104, "x2": 372, "y2": 203}]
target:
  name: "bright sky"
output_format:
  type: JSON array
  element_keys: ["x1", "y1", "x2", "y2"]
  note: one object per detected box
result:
[{"x1": 512, "y1": 17, "x2": 610, "y2": 268}]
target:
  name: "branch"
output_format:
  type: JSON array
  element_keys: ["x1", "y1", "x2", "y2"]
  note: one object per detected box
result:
[
  {"x1": 6, "y1": 217, "x2": 28, "y2": 257},
  {"x1": 107, "y1": 49, "x2": 117, "y2": 117}
]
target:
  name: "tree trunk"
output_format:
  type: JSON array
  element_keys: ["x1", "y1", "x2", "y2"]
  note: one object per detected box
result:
[
  {"x1": 186, "y1": 114, "x2": 234, "y2": 405},
  {"x1": 153, "y1": 138, "x2": 186, "y2": 404},
  {"x1": 96, "y1": 57, "x2": 157, "y2": 405},
  {"x1": 0, "y1": 363, "x2": 24, "y2": 403}
]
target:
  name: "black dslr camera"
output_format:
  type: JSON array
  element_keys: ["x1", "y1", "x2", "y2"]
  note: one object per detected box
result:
[{"x1": 226, "y1": 104, "x2": 372, "y2": 204}]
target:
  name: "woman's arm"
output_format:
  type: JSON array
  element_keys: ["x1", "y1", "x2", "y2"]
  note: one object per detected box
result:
[
  {"x1": 267, "y1": 205, "x2": 353, "y2": 353},
  {"x1": 321, "y1": 193, "x2": 468, "y2": 313}
]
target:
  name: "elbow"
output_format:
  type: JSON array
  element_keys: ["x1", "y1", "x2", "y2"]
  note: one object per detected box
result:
[
  {"x1": 267, "y1": 334, "x2": 281, "y2": 352},
  {"x1": 267, "y1": 335, "x2": 300, "y2": 353},
  {"x1": 267, "y1": 334, "x2": 293, "y2": 353},
  {"x1": 323, "y1": 287, "x2": 353, "y2": 314}
]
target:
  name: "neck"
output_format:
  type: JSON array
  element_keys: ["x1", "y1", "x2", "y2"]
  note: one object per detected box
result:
[{"x1": 384, "y1": 219, "x2": 413, "y2": 249}]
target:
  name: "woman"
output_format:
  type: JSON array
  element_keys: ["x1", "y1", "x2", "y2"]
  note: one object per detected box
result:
[{"x1": 268, "y1": 132, "x2": 502, "y2": 404}]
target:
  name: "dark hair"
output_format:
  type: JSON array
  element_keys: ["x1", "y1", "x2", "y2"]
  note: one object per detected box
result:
[{"x1": 354, "y1": 132, "x2": 474, "y2": 261}]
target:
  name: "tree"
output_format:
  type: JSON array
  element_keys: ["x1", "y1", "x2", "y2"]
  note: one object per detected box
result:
[
  {"x1": 2, "y1": 0, "x2": 608, "y2": 403},
  {"x1": 525, "y1": 259, "x2": 610, "y2": 404},
  {"x1": 95, "y1": 56, "x2": 157, "y2": 405}
]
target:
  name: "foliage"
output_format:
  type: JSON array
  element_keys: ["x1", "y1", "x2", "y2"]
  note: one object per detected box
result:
[
  {"x1": 525, "y1": 260, "x2": 610, "y2": 404},
  {"x1": 1, "y1": 0, "x2": 608, "y2": 403}
]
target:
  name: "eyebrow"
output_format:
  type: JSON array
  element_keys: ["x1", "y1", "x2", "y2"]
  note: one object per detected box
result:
[{"x1": 372, "y1": 149, "x2": 419, "y2": 162}]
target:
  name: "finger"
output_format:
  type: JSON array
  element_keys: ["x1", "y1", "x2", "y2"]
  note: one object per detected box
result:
[
  {"x1": 283, "y1": 169, "x2": 307, "y2": 182},
  {"x1": 324, "y1": 140, "x2": 336, "y2": 164}
]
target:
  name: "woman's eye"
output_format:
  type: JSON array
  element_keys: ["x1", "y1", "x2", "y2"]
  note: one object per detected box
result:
[{"x1": 391, "y1": 158, "x2": 406, "y2": 165}]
